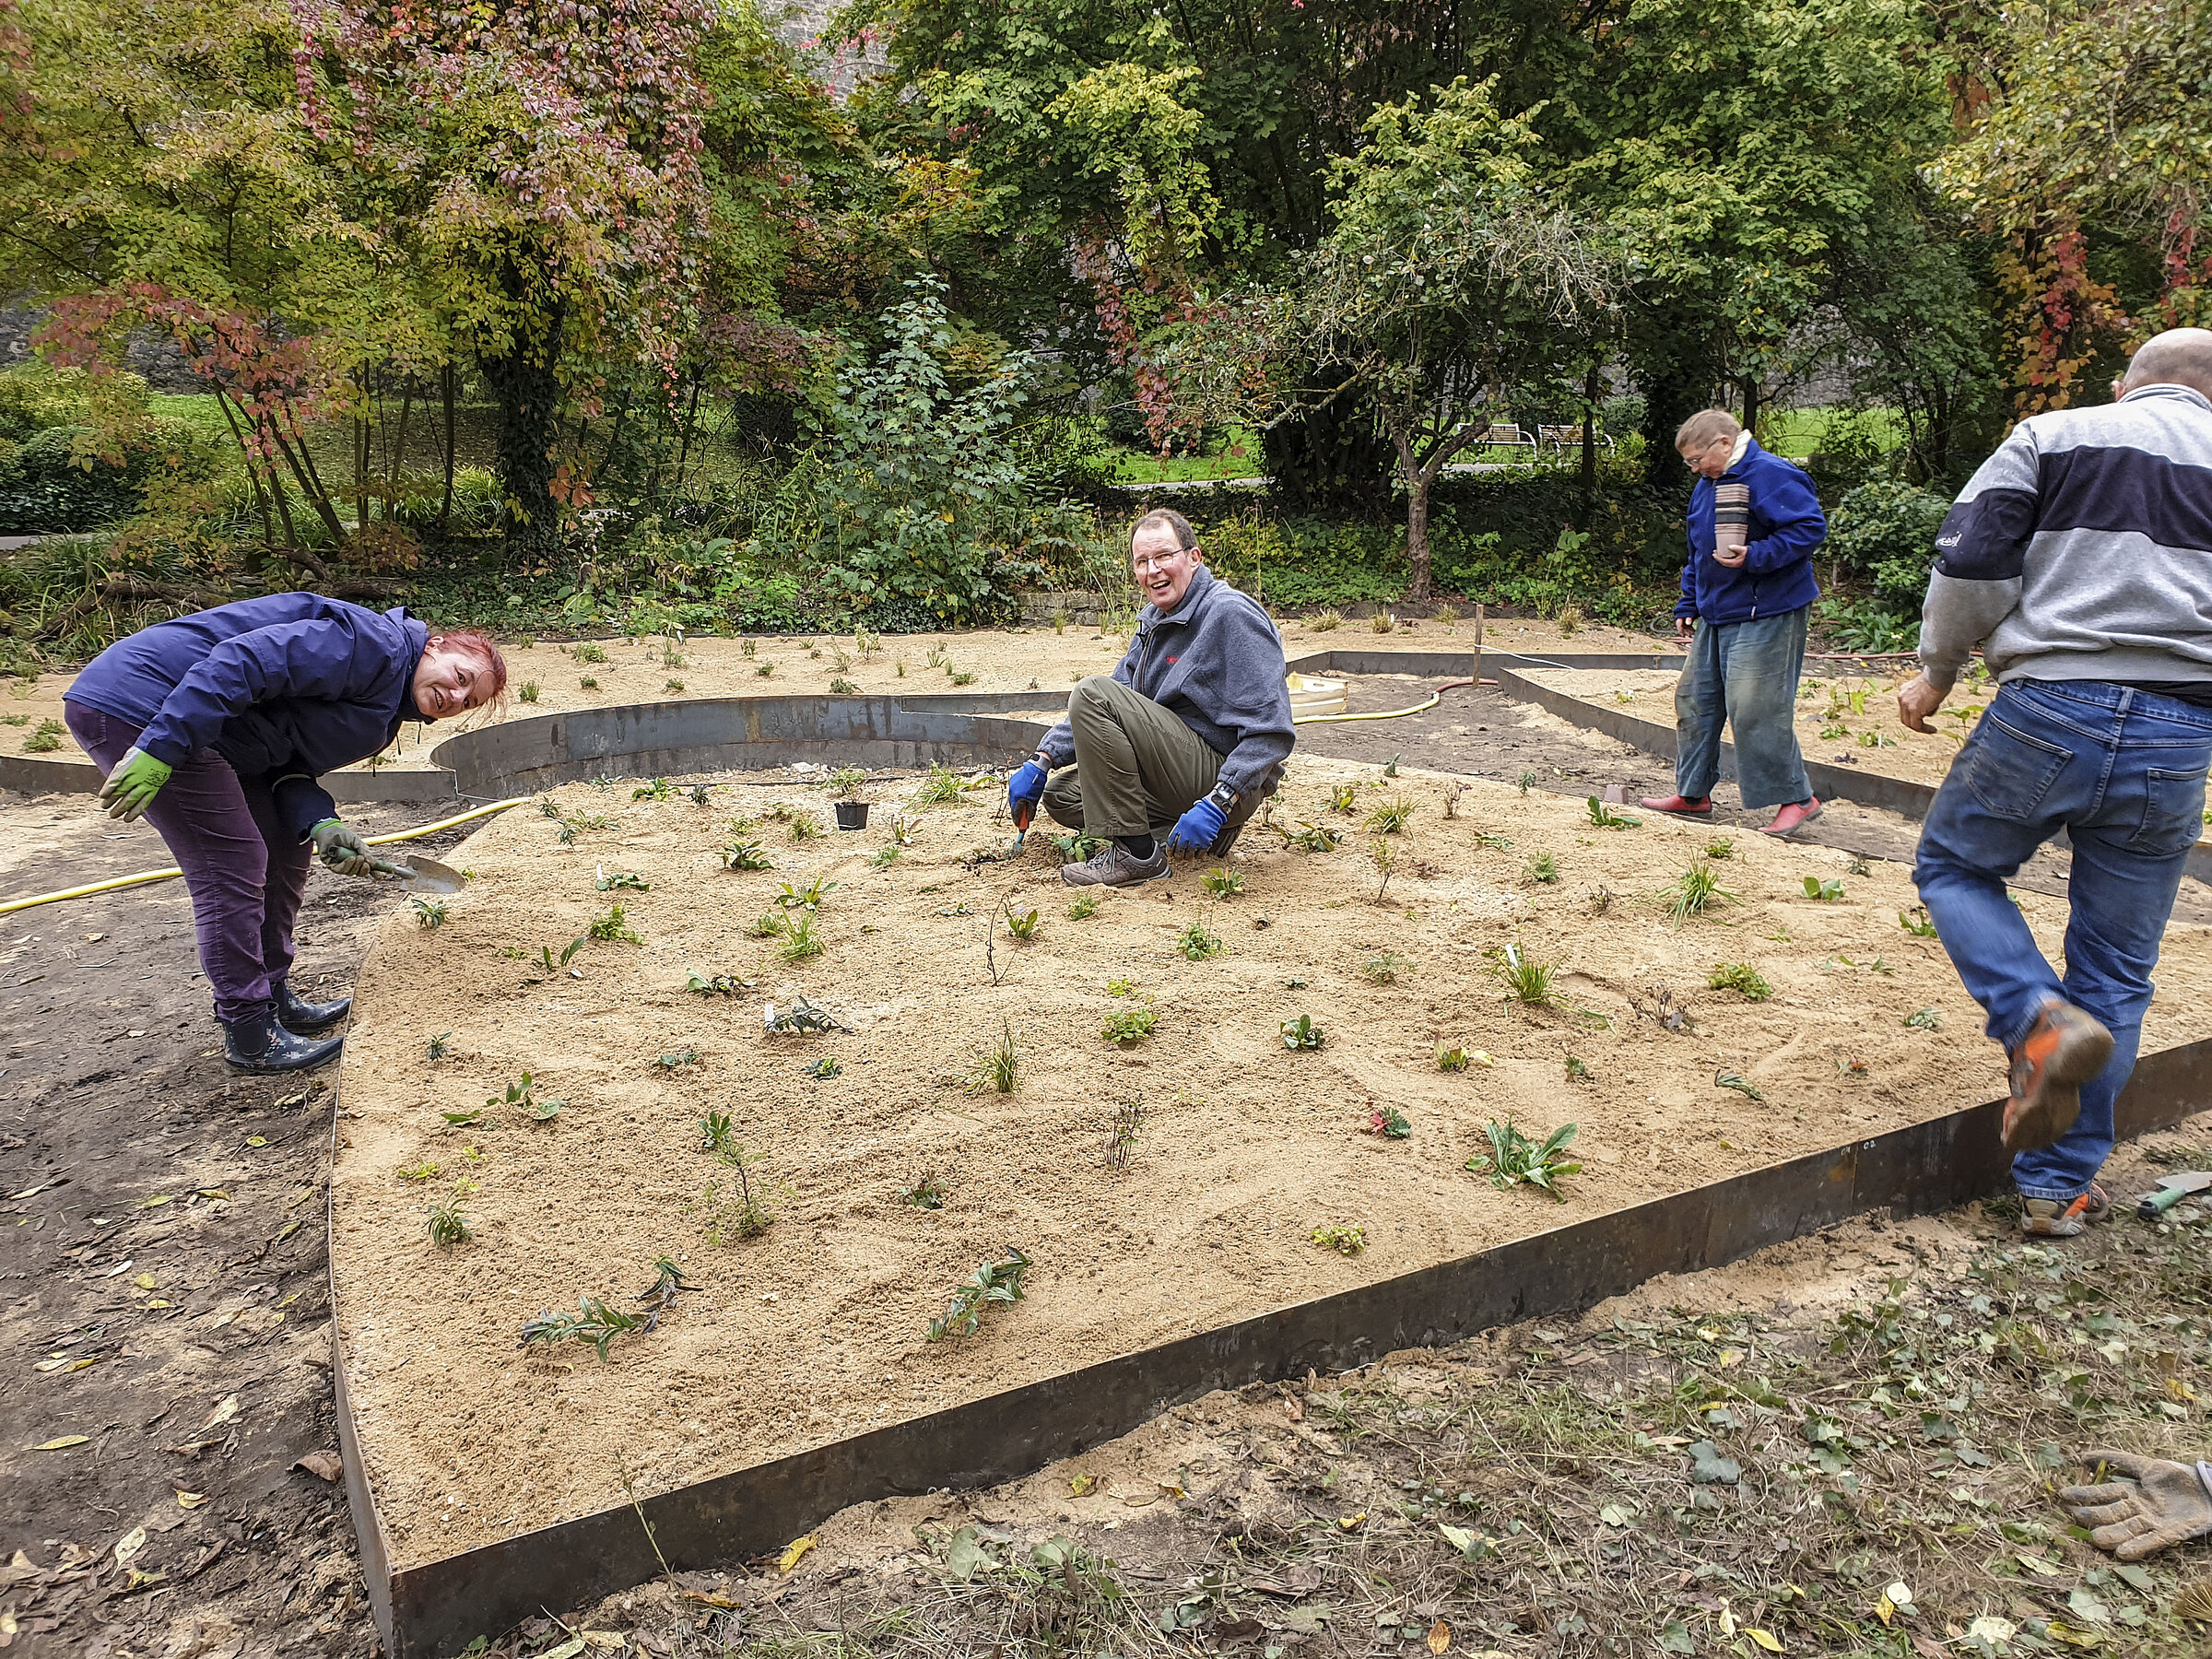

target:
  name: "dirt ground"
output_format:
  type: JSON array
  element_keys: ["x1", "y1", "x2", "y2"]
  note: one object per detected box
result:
[
  {"x1": 4, "y1": 612, "x2": 1666, "y2": 772},
  {"x1": 330, "y1": 751, "x2": 2212, "y2": 1563}
]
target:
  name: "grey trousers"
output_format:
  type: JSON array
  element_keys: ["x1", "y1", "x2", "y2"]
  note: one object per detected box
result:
[{"x1": 1041, "y1": 676, "x2": 1262, "y2": 839}]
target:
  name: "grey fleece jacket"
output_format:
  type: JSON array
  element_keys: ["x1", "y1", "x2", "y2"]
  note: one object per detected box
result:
[
  {"x1": 1919, "y1": 382, "x2": 2212, "y2": 692},
  {"x1": 1038, "y1": 565, "x2": 1295, "y2": 797}
]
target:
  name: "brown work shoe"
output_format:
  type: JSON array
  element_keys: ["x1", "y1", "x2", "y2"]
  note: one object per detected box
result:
[
  {"x1": 2019, "y1": 1182, "x2": 2112, "y2": 1238},
  {"x1": 2003, "y1": 1000, "x2": 2113, "y2": 1155},
  {"x1": 1060, "y1": 841, "x2": 1169, "y2": 888}
]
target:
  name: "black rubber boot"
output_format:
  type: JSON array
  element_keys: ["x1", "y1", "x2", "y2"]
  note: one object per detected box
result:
[
  {"x1": 222, "y1": 1005, "x2": 344, "y2": 1074},
  {"x1": 274, "y1": 979, "x2": 351, "y2": 1034}
]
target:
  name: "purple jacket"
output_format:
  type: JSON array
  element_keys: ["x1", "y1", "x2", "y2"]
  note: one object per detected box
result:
[{"x1": 65, "y1": 595, "x2": 430, "y2": 839}]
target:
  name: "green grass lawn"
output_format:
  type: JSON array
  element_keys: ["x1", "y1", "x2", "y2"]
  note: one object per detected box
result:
[
  {"x1": 1761, "y1": 405, "x2": 1905, "y2": 460},
  {"x1": 1107, "y1": 424, "x2": 1268, "y2": 484}
]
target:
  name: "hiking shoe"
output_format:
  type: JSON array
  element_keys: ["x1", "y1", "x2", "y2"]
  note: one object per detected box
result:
[
  {"x1": 1060, "y1": 841, "x2": 1169, "y2": 888},
  {"x1": 1761, "y1": 797, "x2": 1824, "y2": 836},
  {"x1": 1639, "y1": 794, "x2": 1712, "y2": 816},
  {"x1": 2004, "y1": 1000, "x2": 2113, "y2": 1154},
  {"x1": 2020, "y1": 1182, "x2": 2113, "y2": 1238},
  {"x1": 222, "y1": 1005, "x2": 344, "y2": 1074}
]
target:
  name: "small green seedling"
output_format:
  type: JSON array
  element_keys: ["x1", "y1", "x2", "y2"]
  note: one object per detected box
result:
[
  {"x1": 537, "y1": 797, "x2": 560, "y2": 818},
  {"x1": 427, "y1": 1201, "x2": 472, "y2": 1247},
  {"x1": 967, "y1": 1020, "x2": 1020, "y2": 1094},
  {"x1": 411, "y1": 896, "x2": 450, "y2": 929},
  {"x1": 747, "y1": 911, "x2": 782, "y2": 938},
  {"x1": 1803, "y1": 877, "x2": 1845, "y2": 902},
  {"x1": 803, "y1": 1056, "x2": 842, "y2": 1079},
  {"x1": 595, "y1": 869, "x2": 652, "y2": 891},
  {"x1": 1706, "y1": 837, "x2": 1735, "y2": 860},
  {"x1": 1904, "y1": 1006, "x2": 1941, "y2": 1030},
  {"x1": 518, "y1": 1296, "x2": 648, "y2": 1362},
  {"x1": 1101, "y1": 1007, "x2": 1159, "y2": 1045},
  {"x1": 1280, "y1": 1014, "x2": 1325, "y2": 1051},
  {"x1": 776, "y1": 876, "x2": 838, "y2": 911},
  {"x1": 1068, "y1": 893, "x2": 1100, "y2": 920},
  {"x1": 579, "y1": 676, "x2": 598, "y2": 689},
  {"x1": 1177, "y1": 914, "x2": 1224, "y2": 960},
  {"x1": 1899, "y1": 905, "x2": 1938, "y2": 937},
  {"x1": 399, "y1": 1159, "x2": 439, "y2": 1181},
  {"x1": 1200, "y1": 867, "x2": 1245, "y2": 899},
  {"x1": 426, "y1": 1032, "x2": 453, "y2": 1061},
  {"x1": 1364, "y1": 1107, "x2": 1411, "y2": 1139},
  {"x1": 1311, "y1": 1223, "x2": 1366, "y2": 1256},
  {"x1": 911, "y1": 763, "x2": 964, "y2": 806},
  {"x1": 755, "y1": 662, "x2": 776, "y2": 677},
  {"x1": 1443, "y1": 782, "x2": 1469, "y2": 819},
  {"x1": 775, "y1": 913, "x2": 826, "y2": 961},
  {"x1": 1586, "y1": 797, "x2": 1641, "y2": 830},
  {"x1": 1053, "y1": 831, "x2": 1107, "y2": 865},
  {"x1": 1714, "y1": 1068, "x2": 1764, "y2": 1100},
  {"x1": 588, "y1": 904, "x2": 642, "y2": 943},
  {"x1": 1104, "y1": 1095, "x2": 1147, "y2": 1172},
  {"x1": 1489, "y1": 943, "x2": 1555, "y2": 1006},
  {"x1": 441, "y1": 1108, "x2": 484, "y2": 1128},
  {"x1": 1707, "y1": 963, "x2": 1772, "y2": 1001},
  {"x1": 575, "y1": 642, "x2": 608, "y2": 664},
  {"x1": 1368, "y1": 836, "x2": 1397, "y2": 902},
  {"x1": 700, "y1": 1111, "x2": 737, "y2": 1156},
  {"x1": 1664, "y1": 858, "x2": 1736, "y2": 924},
  {"x1": 1107, "y1": 976, "x2": 1139, "y2": 997},
  {"x1": 1382, "y1": 754, "x2": 1401, "y2": 777},
  {"x1": 927, "y1": 1247, "x2": 1031, "y2": 1342},
  {"x1": 1280, "y1": 821, "x2": 1343, "y2": 853},
  {"x1": 868, "y1": 847, "x2": 900, "y2": 870},
  {"x1": 828, "y1": 677, "x2": 859, "y2": 694},
  {"x1": 826, "y1": 766, "x2": 866, "y2": 798},
  {"x1": 634, "y1": 1256, "x2": 699, "y2": 1329},
  {"x1": 1366, "y1": 794, "x2": 1417, "y2": 835},
  {"x1": 656, "y1": 1048, "x2": 700, "y2": 1070},
  {"x1": 900, "y1": 1173, "x2": 947, "y2": 1209},
  {"x1": 1436, "y1": 1043, "x2": 1471, "y2": 1072},
  {"x1": 1361, "y1": 952, "x2": 1407, "y2": 984},
  {"x1": 1846, "y1": 853, "x2": 1873, "y2": 877},
  {"x1": 764, "y1": 994, "x2": 851, "y2": 1034},
  {"x1": 689, "y1": 784, "x2": 713, "y2": 806},
  {"x1": 924, "y1": 648, "x2": 949, "y2": 670},
  {"x1": 1565, "y1": 1055, "x2": 1591, "y2": 1081},
  {"x1": 1328, "y1": 783, "x2": 1358, "y2": 815},
  {"x1": 518, "y1": 681, "x2": 540, "y2": 703},
  {"x1": 1526, "y1": 853, "x2": 1559, "y2": 885},
  {"x1": 632, "y1": 778, "x2": 677, "y2": 803},
  {"x1": 1465, "y1": 1120, "x2": 1581, "y2": 1200},
  {"x1": 1003, "y1": 905, "x2": 1042, "y2": 942},
  {"x1": 787, "y1": 811, "x2": 824, "y2": 841},
  {"x1": 722, "y1": 837, "x2": 773, "y2": 872},
  {"x1": 949, "y1": 671, "x2": 977, "y2": 686},
  {"x1": 1518, "y1": 771, "x2": 1536, "y2": 795}
]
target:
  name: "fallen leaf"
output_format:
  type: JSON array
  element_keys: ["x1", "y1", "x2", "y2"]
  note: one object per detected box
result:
[
  {"x1": 2043, "y1": 1621, "x2": 2101, "y2": 1649},
  {"x1": 112, "y1": 1527, "x2": 147, "y2": 1568},
  {"x1": 1068, "y1": 1473, "x2": 1095, "y2": 1497},
  {"x1": 1284, "y1": 1394, "x2": 1304, "y2": 1423},
  {"x1": 2170, "y1": 1377, "x2": 2199, "y2": 1403},
  {"x1": 32, "y1": 1359, "x2": 70, "y2": 1374},
  {"x1": 134, "y1": 1274, "x2": 155, "y2": 1290},
  {"x1": 85, "y1": 933, "x2": 105, "y2": 941},
  {"x1": 1717, "y1": 1347, "x2": 1744, "y2": 1367},
  {"x1": 532, "y1": 1641, "x2": 586, "y2": 1659},
  {"x1": 159, "y1": 1438, "x2": 224, "y2": 1458},
  {"x1": 1157, "y1": 1480, "x2": 1186, "y2": 1500},
  {"x1": 293, "y1": 1451, "x2": 342, "y2": 1482},
  {"x1": 777, "y1": 1535, "x2": 815, "y2": 1574},
  {"x1": 196, "y1": 1188, "x2": 229, "y2": 1201},
  {"x1": 245, "y1": 1136, "x2": 268, "y2": 1147},
  {"x1": 121, "y1": 1568, "x2": 165, "y2": 1594},
  {"x1": 175, "y1": 1491, "x2": 206, "y2": 1510},
  {"x1": 1428, "y1": 1619, "x2": 1452, "y2": 1653},
  {"x1": 135, "y1": 1195, "x2": 171, "y2": 1209},
  {"x1": 31, "y1": 1436, "x2": 88, "y2": 1451},
  {"x1": 1336, "y1": 1511, "x2": 1366, "y2": 1531},
  {"x1": 579, "y1": 1635, "x2": 625, "y2": 1652},
  {"x1": 1884, "y1": 1581, "x2": 1914, "y2": 1614},
  {"x1": 147, "y1": 1300, "x2": 171, "y2": 1310},
  {"x1": 1875, "y1": 1594, "x2": 1894, "y2": 1626},
  {"x1": 202, "y1": 1394, "x2": 239, "y2": 1430},
  {"x1": 1747, "y1": 1628, "x2": 1783, "y2": 1653}
]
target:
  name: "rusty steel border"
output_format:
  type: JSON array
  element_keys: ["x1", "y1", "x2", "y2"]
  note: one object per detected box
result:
[{"x1": 335, "y1": 1037, "x2": 2212, "y2": 1657}]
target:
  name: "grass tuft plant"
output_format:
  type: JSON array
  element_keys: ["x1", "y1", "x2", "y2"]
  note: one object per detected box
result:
[
  {"x1": 1465, "y1": 1120, "x2": 1582, "y2": 1199},
  {"x1": 774, "y1": 912, "x2": 826, "y2": 961},
  {"x1": 722, "y1": 836, "x2": 773, "y2": 872},
  {"x1": 411, "y1": 896, "x2": 450, "y2": 929},
  {"x1": 1068, "y1": 893, "x2": 1100, "y2": 920},
  {"x1": 1360, "y1": 952, "x2": 1408, "y2": 984},
  {"x1": 1526, "y1": 853, "x2": 1559, "y2": 885},
  {"x1": 1899, "y1": 905, "x2": 1938, "y2": 937},
  {"x1": 1177, "y1": 913, "x2": 1224, "y2": 960},
  {"x1": 1663, "y1": 857, "x2": 1737, "y2": 924},
  {"x1": 1366, "y1": 794, "x2": 1417, "y2": 834},
  {"x1": 967, "y1": 1019, "x2": 1020, "y2": 1094},
  {"x1": 911, "y1": 762, "x2": 964, "y2": 805},
  {"x1": 1488, "y1": 942, "x2": 1555, "y2": 1006},
  {"x1": 427, "y1": 1200, "x2": 472, "y2": 1247}
]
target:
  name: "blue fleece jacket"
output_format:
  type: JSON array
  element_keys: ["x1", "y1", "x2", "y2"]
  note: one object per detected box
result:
[
  {"x1": 1676, "y1": 439, "x2": 1827, "y2": 624},
  {"x1": 1038, "y1": 565, "x2": 1295, "y2": 797},
  {"x1": 65, "y1": 594, "x2": 431, "y2": 840}
]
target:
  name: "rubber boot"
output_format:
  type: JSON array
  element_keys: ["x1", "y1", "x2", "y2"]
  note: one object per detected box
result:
[
  {"x1": 274, "y1": 979, "x2": 351, "y2": 1034},
  {"x1": 222, "y1": 1004, "x2": 344, "y2": 1075}
]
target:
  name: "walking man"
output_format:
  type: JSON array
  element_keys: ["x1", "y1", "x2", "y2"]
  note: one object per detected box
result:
[
  {"x1": 1900, "y1": 327, "x2": 2212, "y2": 1236},
  {"x1": 1641, "y1": 408, "x2": 1830, "y2": 835},
  {"x1": 1007, "y1": 508, "x2": 1293, "y2": 888}
]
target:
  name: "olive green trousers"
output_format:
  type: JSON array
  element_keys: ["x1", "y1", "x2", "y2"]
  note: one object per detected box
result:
[{"x1": 1041, "y1": 675, "x2": 1260, "y2": 840}]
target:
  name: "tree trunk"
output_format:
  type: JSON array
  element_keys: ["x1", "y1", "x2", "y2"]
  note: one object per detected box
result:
[
  {"x1": 1405, "y1": 475, "x2": 1433, "y2": 603},
  {"x1": 386, "y1": 385, "x2": 413, "y2": 521},
  {"x1": 481, "y1": 276, "x2": 568, "y2": 557},
  {"x1": 1637, "y1": 347, "x2": 1716, "y2": 492},
  {"x1": 439, "y1": 363, "x2": 457, "y2": 536},
  {"x1": 1739, "y1": 374, "x2": 1761, "y2": 441}
]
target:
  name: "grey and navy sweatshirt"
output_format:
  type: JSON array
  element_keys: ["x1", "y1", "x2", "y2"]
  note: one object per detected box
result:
[
  {"x1": 1919, "y1": 383, "x2": 2212, "y2": 693},
  {"x1": 1038, "y1": 565, "x2": 1295, "y2": 797}
]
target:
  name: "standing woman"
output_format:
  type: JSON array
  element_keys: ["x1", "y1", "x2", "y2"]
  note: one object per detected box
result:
[{"x1": 63, "y1": 594, "x2": 506, "y2": 1073}]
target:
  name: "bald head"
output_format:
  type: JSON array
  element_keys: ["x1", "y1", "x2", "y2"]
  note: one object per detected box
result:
[{"x1": 2122, "y1": 328, "x2": 2212, "y2": 398}]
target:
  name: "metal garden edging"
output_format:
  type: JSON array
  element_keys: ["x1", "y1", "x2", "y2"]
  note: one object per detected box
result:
[{"x1": 336, "y1": 1037, "x2": 2212, "y2": 1657}]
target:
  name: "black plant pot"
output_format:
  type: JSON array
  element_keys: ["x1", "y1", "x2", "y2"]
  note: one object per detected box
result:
[{"x1": 833, "y1": 800, "x2": 870, "y2": 830}]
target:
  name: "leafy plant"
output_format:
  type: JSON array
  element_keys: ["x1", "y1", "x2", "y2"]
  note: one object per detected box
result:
[
  {"x1": 1311, "y1": 1223, "x2": 1366, "y2": 1256},
  {"x1": 425, "y1": 1032, "x2": 453, "y2": 1061},
  {"x1": 1280, "y1": 821, "x2": 1343, "y2": 853},
  {"x1": 1714, "y1": 1068, "x2": 1765, "y2": 1100},
  {"x1": 1366, "y1": 794, "x2": 1417, "y2": 834},
  {"x1": 1707, "y1": 963, "x2": 1773, "y2": 1001},
  {"x1": 1177, "y1": 914, "x2": 1224, "y2": 960},
  {"x1": 574, "y1": 642, "x2": 608, "y2": 665},
  {"x1": 868, "y1": 846, "x2": 900, "y2": 870},
  {"x1": 803, "y1": 1056, "x2": 842, "y2": 1079},
  {"x1": 1663, "y1": 858, "x2": 1736, "y2": 923},
  {"x1": 926, "y1": 1247, "x2": 1031, "y2": 1342},
  {"x1": 1526, "y1": 852, "x2": 1559, "y2": 884},
  {"x1": 1101, "y1": 1095, "x2": 1147, "y2": 1172},
  {"x1": 775, "y1": 912, "x2": 826, "y2": 961},
  {"x1": 787, "y1": 811, "x2": 824, "y2": 841},
  {"x1": 1586, "y1": 797, "x2": 1641, "y2": 830},
  {"x1": 1803, "y1": 876, "x2": 1845, "y2": 901},
  {"x1": 746, "y1": 911, "x2": 782, "y2": 939},
  {"x1": 1364, "y1": 1107, "x2": 1412, "y2": 1138},
  {"x1": 656, "y1": 1048, "x2": 700, "y2": 1070},
  {"x1": 410, "y1": 896, "x2": 450, "y2": 929},
  {"x1": 518, "y1": 1296, "x2": 650, "y2": 1362},
  {"x1": 1003, "y1": 904, "x2": 1041, "y2": 942},
  {"x1": 1518, "y1": 771, "x2": 1536, "y2": 795},
  {"x1": 1199, "y1": 866, "x2": 1245, "y2": 898},
  {"x1": 1465, "y1": 1120, "x2": 1582, "y2": 1199},
  {"x1": 1360, "y1": 952, "x2": 1407, "y2": 984},
  {"x1": 1327, "y1": 782, "x2": 1359, "y2": 814},
  {"x1": 1904, "y1": 1006, "x2": 1942, "y2": 1030},
  {"x1": 632, "y1": 777, "x2": 677, "y2": 803},
  {"x1": 1588, "y1": 884, "x2": 1616, "y2": 916},
  {"x1": 949, "y1": 671, "x2": 977, "y2": 686},
  {"x1": 1052, "y1": 830, "x2": 1107, "y2": 865},
  {"x1": 688, "y1": 784, "x2": 713, "y2": 806},
  {"x1": 580, "y1": 676, "x2": 599, "y2": 689},
  {"x1": 764, "y1": 994, "x2": 852, "y2": 1034},
  {"x1": 1067, "y1": 893, "x2": 1100, "y2": 920},
  {"x1": 1368, "y1": 836, "x2": 1397, "y2": 902},
  {"x1": 1382, "y1": 754, "x2": 1401, "y2": 778},
  {"x1": 518, "y1": 681, "x2": 540, "y2": 704},
  {"x1": 721, "y1": 837, "x2": 773, "y2": 872},
  {"x1": 1280, "y1": 1014, "x2": 1325, "y2": 1050},
  {"x1": 828, "y1": 677, "x2": 860, "y2": 694},
  {"x1": 754, "y1": 662, "x2": 775, "y2": 677},
  {"x1": 399, "y1": 1159, "x2": 439, "y2": 1181},
  {"x1": 588, "y1": 904, "x2": 642, "y2": 943},
  {"x1": 1436, "y1": 1043, "x2": 1471, "y2": 1072},
  {"x1": 426, "y1": 1200, "x2": 472, "y2": 1247},
  {"x1": 900, "y1": 1172, "x2": 947, "y2": 1209},
  {"x1": 1489, "y1": 943, "x2": 1555, "y2": 1006},
  {"x1": 911, "y1": 762, "x2": 965, "y2": 805},
  {"x1": 17, "y1": 720, "x2": 56, "y2": 752},
  {"x1": 525, "y1": 936, "x2": 589, "y2": 981},
  {"x1": 967, "y1": 1019, "x2": 1020, "y2": 1094},
  {"x1": 827, "y1": 766, "x2": 866, "y2": 799},
  {"x1": 1565, "y1": 1055, "x2": 1591, "y2": 1081},
  {"x1": 1899, "y1": 905, "x2": 1938, "y2": 937},
  {"x1": 1442, "y1": 781, "x2": 1469, "y2": 819},
  {"x1": 776, "y1": 875, "x2": 838, "y2": 911},
  {"x1": 1846, "y1": 853, "x2": 1873, "y2": 877},
  {"x1": 1706, "y1": 837, "x2": 1735, "y2": 860},
  {"x1": 1101, "y1": 1007, "x2": 1159, "y2": 1045},
  {"x1": 595, "y1": 869, "x2": 652, "y2": 891}
]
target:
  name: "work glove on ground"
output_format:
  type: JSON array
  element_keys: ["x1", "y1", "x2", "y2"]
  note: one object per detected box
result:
[
  {"x1": 311, "y1": 818, "x2": 383, "y2": 877},
  {"x1": 99, "y1": 747, "x2": 172, "y2": 822},
  {"x1": 2059, "y1": 1449, "x2": 2212, "y2": 1560},
  {"x1": 1007, "y1": 756, "x2": 1049, "y2": 818},
  {"x1": 1166, "y1": 793, "x2": 1229, "y2": 856}
]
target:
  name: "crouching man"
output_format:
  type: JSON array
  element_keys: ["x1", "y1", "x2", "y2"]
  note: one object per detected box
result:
[{"x1": 1009, "y1": 509, "x2": 1294, "y2": 888}]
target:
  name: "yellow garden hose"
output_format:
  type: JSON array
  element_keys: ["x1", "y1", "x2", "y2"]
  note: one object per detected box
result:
[
  {"x1": 1293, "y1": 689, "x2": 1447, "y2": 724},
  {"x1": 0, "y1": 795, "x2": 531, "y2": 918}
]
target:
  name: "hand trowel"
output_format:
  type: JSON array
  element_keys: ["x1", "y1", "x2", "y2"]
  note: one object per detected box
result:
[
  {"x1": 366, "y1": 852, "x2": 465, "y2": 894},
  {"x1": 2136, "y1": 1171, "x2": 2212, "y2": 1219}
]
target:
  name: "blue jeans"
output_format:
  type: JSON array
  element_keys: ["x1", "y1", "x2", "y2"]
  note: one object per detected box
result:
[
  {"x1": 1913, "y1": 679, "x2": 2212, "y2": 1200},
  {"x1": 1674, "y1": 606, "x2": 1813, "y2": 810}
]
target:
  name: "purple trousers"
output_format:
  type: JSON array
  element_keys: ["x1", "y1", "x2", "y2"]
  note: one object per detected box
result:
[{"x1": 65, "y1": 702, "x2": 311, "y2": 1023}]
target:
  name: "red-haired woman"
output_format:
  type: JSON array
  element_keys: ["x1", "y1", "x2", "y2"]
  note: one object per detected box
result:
[{"x1": 63, "y1": 595, "x2": 506, "y2": 1072}]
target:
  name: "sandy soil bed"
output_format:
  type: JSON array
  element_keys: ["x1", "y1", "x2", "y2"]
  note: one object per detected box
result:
[
  {"x1": 327, "y1": 754, "x2": 2212, "y2": 1568},
  {"x1": 1519, "y1": 665, "x2": 1983, "y2": 790},
  {"x1": 4, "y1": 611, "x2": 1664, "y2": 771}
]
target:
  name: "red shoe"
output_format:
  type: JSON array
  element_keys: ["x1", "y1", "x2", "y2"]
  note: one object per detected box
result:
[
  {"x1": 1639, "y1": 794, "x2": 1712, "y2": 816},
  {"x1": 1761, "y1": 797, "x2": 1823, "y2": 836},
  {"x1": 2004, "y1": 1000, "x2": 2113, "y2": 1155}
]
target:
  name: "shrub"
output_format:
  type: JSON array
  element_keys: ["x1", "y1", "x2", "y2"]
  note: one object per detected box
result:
[{"x1": 1826, "y1": 480, "x2": 1953, "y2": 608}]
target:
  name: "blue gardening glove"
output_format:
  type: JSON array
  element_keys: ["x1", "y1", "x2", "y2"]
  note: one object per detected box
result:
[
  {"x1": 99, "y1": 746, "x2": 172, "y2": 822},
  {"x1": 1008, "y1": 756, "x2": 1049, "y2": 819},
  {"x1": 1167, "y1": 791, "x2": 1229, "y2": 856}
]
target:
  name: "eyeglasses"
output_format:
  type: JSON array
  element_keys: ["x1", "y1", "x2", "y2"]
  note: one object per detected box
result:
[{"x1": 1132, "y1": 551, "x2": 1191, "y2": 573}]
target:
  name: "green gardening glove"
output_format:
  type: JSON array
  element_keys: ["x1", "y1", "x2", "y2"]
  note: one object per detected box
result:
[
  {"x1": 310, "y1": 818, "x2": 389, "y2": 877},
  {"x1": 99, "y1": 747, "x2": 172, "y2": 822}
]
